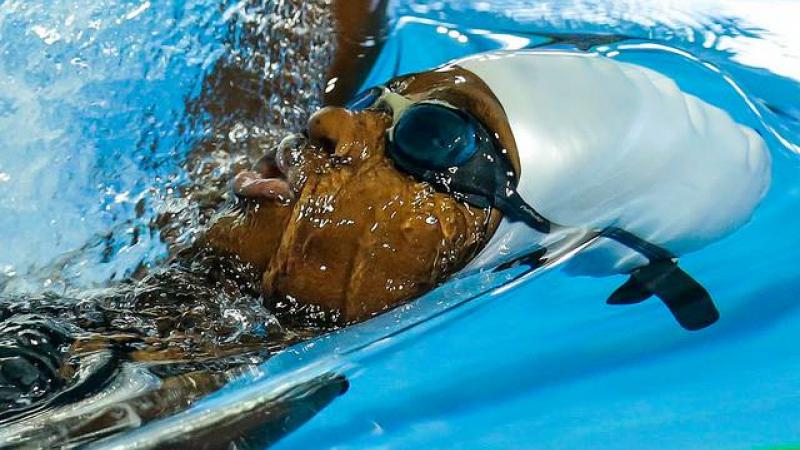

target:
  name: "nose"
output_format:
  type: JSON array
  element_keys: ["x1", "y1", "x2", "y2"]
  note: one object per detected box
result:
[{"x1": 306, "y1": 106, "x2": 356, "y2": 156}]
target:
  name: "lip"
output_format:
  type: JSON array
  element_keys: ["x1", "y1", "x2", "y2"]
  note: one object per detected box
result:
[{"x1": 233, "y1": 133, "x2": 310, "y2": 203}]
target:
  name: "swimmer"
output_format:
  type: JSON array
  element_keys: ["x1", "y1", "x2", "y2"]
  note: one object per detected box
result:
[
  {"x1": 212, "y1": 51, "x2": 770, "y2": 331},
  {"x1": 0, "y1": 0, "x2": 771, "y2": 445}
]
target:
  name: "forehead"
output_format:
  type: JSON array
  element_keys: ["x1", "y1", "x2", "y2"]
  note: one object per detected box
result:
[{"x1": 386, "y1": 65, "x2": 521, "y2": 174}]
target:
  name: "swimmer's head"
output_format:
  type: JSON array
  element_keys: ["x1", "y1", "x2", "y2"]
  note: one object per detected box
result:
[{"x1": 205, "y1": 65, "x2": 522, "y2": 323}]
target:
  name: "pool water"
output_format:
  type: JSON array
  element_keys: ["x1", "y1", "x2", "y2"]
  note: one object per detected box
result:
[{"x1": 1, "y1": 0, "x2": 799, "y2": 449}]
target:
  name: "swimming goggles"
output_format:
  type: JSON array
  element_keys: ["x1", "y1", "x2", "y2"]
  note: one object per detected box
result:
[
  {"x1": 348, "y1": 86, "x2": 552, "y2": 233},
  {"x1": 346, "y1": 85, "x2": 719, "y2": 331}
]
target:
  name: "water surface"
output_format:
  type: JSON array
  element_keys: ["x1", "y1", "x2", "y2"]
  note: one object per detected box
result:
[{"x1": 0, "y1": 0, "x2": 799, "y2": 448}]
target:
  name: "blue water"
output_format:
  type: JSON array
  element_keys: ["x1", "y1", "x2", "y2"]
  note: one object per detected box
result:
[{"x1": 2, "y1": 0, "x2": 799, "y2": 449}]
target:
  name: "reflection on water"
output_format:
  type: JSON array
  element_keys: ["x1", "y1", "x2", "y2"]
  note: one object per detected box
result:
[{"x1": 0, "y1": 0, "x2": 798, "y2": 448}]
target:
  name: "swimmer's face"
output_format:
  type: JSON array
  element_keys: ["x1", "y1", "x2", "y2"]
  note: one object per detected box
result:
[{"x1": 206, "y1": 66, "x2": 518, "y2": 323}]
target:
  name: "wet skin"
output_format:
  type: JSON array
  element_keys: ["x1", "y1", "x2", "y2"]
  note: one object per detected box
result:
[
  {"x1": 0, "y1": 66, "x2": 522, "y2": 442},
  {"x1": 205, "y1": 65, "x2": 521, "y2": 323}
]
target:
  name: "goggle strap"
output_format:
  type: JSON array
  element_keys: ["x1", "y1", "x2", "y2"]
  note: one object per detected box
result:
[
  {"x1": 493, "y1": 190, "x2": 675, "y2": 263},
  {"x1": 493, "y1": 190, "x2": 552, "y2": 234},
  {"x1": 598, "y1": 227, "x2": 676, "y2": 262}
]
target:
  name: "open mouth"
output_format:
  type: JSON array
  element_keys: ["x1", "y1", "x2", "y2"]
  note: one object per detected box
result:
[{"x1": 232, "y1": 133, "x2": 311, "y2": 203}]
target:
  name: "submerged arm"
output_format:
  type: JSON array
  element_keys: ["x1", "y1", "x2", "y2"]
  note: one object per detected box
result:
[{"x1": 325, "y1": 0, "x2": 390, "y2": 106}]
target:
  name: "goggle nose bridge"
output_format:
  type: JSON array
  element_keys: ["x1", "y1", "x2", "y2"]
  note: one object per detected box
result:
[{"x1": 378, "y1": 89, "x2": 413, "y2": 125}]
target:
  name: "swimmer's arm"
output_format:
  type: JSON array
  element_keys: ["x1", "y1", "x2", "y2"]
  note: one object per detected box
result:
[{"x1": 325, "y1": 0, "x2": 390, "y2": 106}]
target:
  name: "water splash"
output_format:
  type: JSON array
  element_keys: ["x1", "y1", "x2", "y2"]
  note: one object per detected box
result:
[{"x1": 0, "y1": 0, "x2": 334, "y2": 296}]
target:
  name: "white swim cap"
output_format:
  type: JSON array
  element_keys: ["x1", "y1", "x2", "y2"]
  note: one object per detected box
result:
[{"x1": 456, "y1": 50, "x2": 771, "y2": 276}]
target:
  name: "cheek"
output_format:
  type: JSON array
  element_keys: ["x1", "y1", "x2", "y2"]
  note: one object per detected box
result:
[{"x1": 266, "y1": 159, "x2": 488, "y2": 321}]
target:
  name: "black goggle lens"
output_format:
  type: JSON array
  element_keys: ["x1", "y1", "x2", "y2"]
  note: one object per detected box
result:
[{"x1": 392, "y1": 103, "x2": 478, "y2": 170}]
